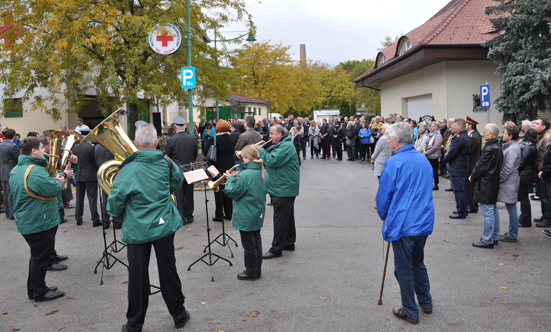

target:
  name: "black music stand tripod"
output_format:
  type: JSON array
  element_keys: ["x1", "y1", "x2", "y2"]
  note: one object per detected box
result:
[
  {"x1": 186, "y1": 163, "x2": 232, "y2": 282},
  {"x1": 204, "y1": 194, "x2": 238, "y2": 259},
  {"x1": 94, "y1": 187, "x2": 128, "y2": 285}
]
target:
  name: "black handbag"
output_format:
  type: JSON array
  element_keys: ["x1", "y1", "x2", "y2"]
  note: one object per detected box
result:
[{"x1": 205, "y1": 136, "x2": 217, "y2": 163}]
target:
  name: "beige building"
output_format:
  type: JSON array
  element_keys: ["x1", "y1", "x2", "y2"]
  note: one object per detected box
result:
[{"x1": 354, "y1": 0, "x2": 540, "y2": 128}]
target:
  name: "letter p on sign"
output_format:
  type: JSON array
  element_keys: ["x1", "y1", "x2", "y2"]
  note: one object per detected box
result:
[
  {"x1": 480, "y1": 84, "x2": 490, "y2": 108},
  {"x1": 181, "y1": 67, "x2": 196, "y2": 89}
]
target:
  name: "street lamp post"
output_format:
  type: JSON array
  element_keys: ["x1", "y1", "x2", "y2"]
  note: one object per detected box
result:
[{"x1": 209, "y1": 30, "x2": 256, "y2": 120}]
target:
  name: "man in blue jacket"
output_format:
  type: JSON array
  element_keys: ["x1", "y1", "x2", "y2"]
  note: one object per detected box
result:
[{"x1": 376, "y1": 122, "x2": 435, "y2": 325}]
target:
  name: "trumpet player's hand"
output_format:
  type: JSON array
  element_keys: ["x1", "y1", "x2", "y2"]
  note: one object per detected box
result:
[
  {"x1": 55, "y1": 174, "x2": 64, "y2": 185},
  {"x1": 254, "y1": 144, "x2": 261, "y2": 150},
  {"x1": 64, "y1": 169, "x2": 74, "y2": 179},
  {"x1": 224, "y1": 171, "x2": 232, "y2": 177},
  {"x1": 69, "y1": 155, "x2": 78, "y2": 164}
]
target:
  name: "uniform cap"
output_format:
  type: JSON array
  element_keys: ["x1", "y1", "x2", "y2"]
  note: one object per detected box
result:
[
  {"x1": 466, "y1": 116, "x2": 479, "y2": 125},
  {"x1": 173, "y1": 116, "x2": 187, "y2": 126}
]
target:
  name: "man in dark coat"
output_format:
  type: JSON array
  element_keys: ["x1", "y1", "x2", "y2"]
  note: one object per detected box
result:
[
  {"x1": 230, "y1": 123, "x2": 241, "y2": 148},
  {"x1": 165, "y1": 116, "x2": 198, "y2": 224},
  {"x1": 465, "y1": 116, "x2": 481, "y2": 213},
  {"x1": 235, "y1": 116, "x2": 262, "y2": 151},
  {"x1": 470, "y1": 123, "x2": 503, "y2": 248},
  {"x1": 442, "y1": 118, "x2": 470, "y2": 219},
  {"x1": 71, "y1": 130, "x2": 101, "y2": 227},
  {"x1": 0, "y1": 129, "x2": 20, "y2": 219}
]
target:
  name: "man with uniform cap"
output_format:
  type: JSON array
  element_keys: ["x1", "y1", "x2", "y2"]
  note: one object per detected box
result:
[
  {"x1": 165, "y1": 116, "x2": 198, "y2": 225},
  {"x1": 442, "y1": 118, "x2": 471, "y2": 219},
  {"x1": 465, "y1": 116, "x2": 481, "y2": 213}
]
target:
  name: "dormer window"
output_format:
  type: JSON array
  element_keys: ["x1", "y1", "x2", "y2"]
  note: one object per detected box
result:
[
  {"x1": 376, "y1": 53, "x2": 387, "y2": 67},
  {"x1": 398, "y1": 38, "x2": 413, "y2": 56}
]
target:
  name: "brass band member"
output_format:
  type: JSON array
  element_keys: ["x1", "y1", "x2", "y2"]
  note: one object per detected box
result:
[
  {"x1": 9, "y1": 137, "x2": 66, "y2": 302},
  {"x1": 225, "y1": 145, "x2": 269, "y2": 280},
  {"x1": 106, "y1": 124, "x2": 190, "y2": 332}
]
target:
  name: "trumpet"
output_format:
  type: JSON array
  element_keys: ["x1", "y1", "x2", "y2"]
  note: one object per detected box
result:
[
  {"x1": 235, "y1": 139, "x2": 272, "y2": 158},
  {"x1": 207, "y1": 164, "x2": 239, "y2": 192}
]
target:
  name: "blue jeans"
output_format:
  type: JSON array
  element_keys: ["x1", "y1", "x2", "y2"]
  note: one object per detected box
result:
[
  {"x1": 537, "y1": 178, "x2": 551, "y2": 224},
  {"x1": 300, "y1": 139, "x2": 307, "y2": 158},
  {"x1": 505, "y1": 203, "x2": 519, "y2": 239},
  {"x1": 480, "y1": 203, "x2": 499, "y2": 244},
  {"x1": 392, "y1": 235, "x2": 432, "y2": 320}
]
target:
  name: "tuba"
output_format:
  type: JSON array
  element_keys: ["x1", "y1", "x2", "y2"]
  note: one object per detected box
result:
[
  {"x1": 59, "y1": 130, "x2": 83, "y2": 189},
  {"x1": 43, "y1": 130, "x2": 70, "y2": 178},
  {"x1": 82, "y1": 110, "x2": 137, "y2": 195}
]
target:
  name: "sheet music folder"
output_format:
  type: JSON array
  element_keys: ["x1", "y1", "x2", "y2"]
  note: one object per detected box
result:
[{"x1": 183, "y1": 169, "x2": 209, "y2": 184}]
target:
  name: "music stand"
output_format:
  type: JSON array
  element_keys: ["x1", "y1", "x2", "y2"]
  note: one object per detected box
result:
[
  {"x1": 94, "y1": 186, "x2": 128, "y2": 285},
  {"x1": 185, "y1": 162, "x2": 232, "y2": 282}
]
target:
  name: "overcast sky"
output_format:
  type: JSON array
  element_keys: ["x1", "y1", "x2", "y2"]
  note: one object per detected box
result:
[{"x1": 225, "y1": 0, "x2": 453, "y2": 66}]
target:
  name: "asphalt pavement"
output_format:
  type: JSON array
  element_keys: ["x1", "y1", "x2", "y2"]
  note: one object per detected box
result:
[{"x1": 1, "y1": 155, "x2": 550, "y2": 331}]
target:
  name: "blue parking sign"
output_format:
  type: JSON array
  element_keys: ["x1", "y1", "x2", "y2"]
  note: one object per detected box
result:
[
  {"x1": 181, "y1": 67, "x2": 196, "y2": 89},
  {"x1": 480, "y1": 84, "x2": 490, "y2": 108}
]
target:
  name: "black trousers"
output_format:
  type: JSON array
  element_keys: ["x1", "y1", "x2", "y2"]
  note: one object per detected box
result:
[
  {"x1": 126, "y1": 234, "x2": 187, "y2": 332},
  {"x1": 269, "y1": 195, "x2": 296, "y2": 255},
  {"x1": 320, "y1": 139, "x2": 330, "y2": 158},
  {"x1": 310, "y1": 144, "x2": 319, "y2": 158},
  {"x1": 439, "y1": 150, "x2": 447, "y2": 174},
  {"x1": 175, "y1": 180, "x2": 194, "y2": 223},
  {"x1": 75, "y1": 181, "x2": 100, "y2": 223},
  {"x1": 2, "y1": 180, "x2": 13, "y2": 218},
  {"x1": 355, "y1": 138, "x2": 361, "y2": 158},
  {"x1": 214, "y1": 185, "x2": 233, "y2": 220},
  {"x1": 99, "y1": 189, "x2": 122, "y2": 226},
  {"x1": 465, "y1": 174, "x2": 478, "y2": 212},
  {"x1": 360, "y1": 143, "x2": 371, "y2": 160},
  {"x1": 47, "y1": 216, "x2": 61, "y2": 266},
  {"x1": 518, "y1": 179, "x2": 532, "y2": 227},
  {"x1": 240, "y1": 230, "x2": 262, "y2": 278},
  {"x1": 428, "y1": 158, "x2": 439, "y2": 186},
  {"x1": 333, "y1": 143, "x2": 343, "y2": 160},
  {"x1": 23, "y1": 226, "x2": 57, "y2": 299}
]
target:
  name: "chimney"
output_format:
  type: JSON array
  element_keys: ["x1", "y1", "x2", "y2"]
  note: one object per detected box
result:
[{"x1": 300, "y1": 44, "x2": 306, "y2": 64}]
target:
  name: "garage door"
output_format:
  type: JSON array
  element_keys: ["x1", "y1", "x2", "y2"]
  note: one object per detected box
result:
[{"x1": 407, "y1": 94, "x2": 433, "y2": 123}]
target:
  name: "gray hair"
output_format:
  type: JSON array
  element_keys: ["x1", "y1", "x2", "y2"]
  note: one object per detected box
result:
[
  {"x1": 448, "y1": 118, "x2": 455, "y2": 122},
  {"x1": 385, "y1": 117, "x2": 396, "y2": 124},
  {"x1": 522, "y1": 120, "x2": 531, "y2": 127},
  {"x1": 245, "y1": 116, "x2": 255, "y2": 128},
  {"x1": 419, "y1": 124, "x2": 427, "y2": 133},
  {"x1": 273, "y1": 124, "x2": 287, "y2": 137},
  {"x1": 386, "y1": 122, "x2": 414, "y2": 145},
  {"x1": 486, "y1": 123, "x2": 500, "y2": 138},
  {"x1": 135, "y1": 124, "x2": 158, "y2": 148}
]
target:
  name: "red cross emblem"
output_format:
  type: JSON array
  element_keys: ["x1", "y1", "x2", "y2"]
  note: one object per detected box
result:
[{"x1": 156, "y1": 31, "x2": 173, "y2": 47}]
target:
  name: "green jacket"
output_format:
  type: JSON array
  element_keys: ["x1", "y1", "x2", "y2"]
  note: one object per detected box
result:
[
  {"x1": 225, "y1": 161, "x2": 269, "y2": 232},
  {"x1": 106, "y1": 149, "x2": 184, "y2": 244},
  {"x1": 258, "y1": 136, "x2": 300, "y2": 197},
  {"x1": 9, "y1": 154, "x2": 62, "y2": 235}
]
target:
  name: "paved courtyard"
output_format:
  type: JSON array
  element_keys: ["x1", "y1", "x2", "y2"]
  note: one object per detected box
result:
[{"x1": 1, "y1": 157, "x2": 550, "y2": 331}]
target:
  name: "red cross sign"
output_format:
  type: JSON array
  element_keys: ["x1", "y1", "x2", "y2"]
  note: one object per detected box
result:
[{"x1": 149, "y1": 23, "x2": 182, "y2": 55}]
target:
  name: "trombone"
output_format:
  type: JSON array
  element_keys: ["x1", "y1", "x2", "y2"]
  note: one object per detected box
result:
[{"x1": 235, "y1": 139, "x2": 272, "y2": 158}]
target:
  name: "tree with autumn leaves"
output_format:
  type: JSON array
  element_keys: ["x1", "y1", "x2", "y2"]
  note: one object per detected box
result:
[{"x1": 0, "y1": 0, "x2": 253, "y2": 135}]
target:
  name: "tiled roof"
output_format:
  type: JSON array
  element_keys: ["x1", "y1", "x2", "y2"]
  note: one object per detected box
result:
[
  {"x1": 355, "y1": 0, "x2": 497, "y2": 83},
  {"x1": 228, "y1": 94, "x2": 272, "y2": 105}
]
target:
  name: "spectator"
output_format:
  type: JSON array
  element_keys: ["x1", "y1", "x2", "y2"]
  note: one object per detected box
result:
[
  {"x1": 497, "y1": 122, "x2": 521, "y2": 242},
  {"x1": 308, "y1": 121, "x2": 320, "y2": 159},
  {"x1": 13, "y1": 133, "x2": 21, "y2": 150},
  {"x1": 344, "y1": 121, "x2": 356, "y2": 161},
  {"x1": 465, "y1": 117, "x2": 482, "y2": 213},
  {"x1": 470, "y1": 123, "x2": 503, "y2": 248},
  {"x1": 414, "y1": 124, "x2": 428, "y2": 153},
  {"x1": 332, "y1": 121, "x2": 344, "y2": 161},
  {"x1": 371, "y1": 124, "x2": 391, "y2": 179},
  {"x1": 290, "y1": 127, "x2": 302, "y2": 166},
  {"x1": 517, "y1": 128, "x2": 538, "y2": 227},
  {"x1": 532, "y1": 117, "x2": 551, "y2": 227},
  {"x1": 319, "y1": 118, "x2": 331, "y2": 159},
  {"x1": 423, "y1": 122, "x2": 442, "y2": 190},
  {"x1": 411, "y1": 120, "x2": 418, "y2": 144},
  {"x1": 358, "y1": 122, "x2": 372, "y2": 162}
]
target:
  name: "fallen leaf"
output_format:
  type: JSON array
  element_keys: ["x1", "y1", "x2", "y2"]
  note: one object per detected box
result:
[
  {"x1": 66, "y1": 297, "x2": 75, "y2": 300},
  {"x1": 500, "y1": 286, "x2": 509, "y2": 289},
  {"x1": 193, "y1": 234, "x2": 199, "y2": 236},
  {"x1": 33, "y1": 304, "x2": 38, "y2": 308},
  {"x1": 513, "y1": 254, "x2": 519, "y2": 257},
  {"x1": 12, "y1": 329, "x2": 20, "y2": 331},
  {"x1": 319, "y1": 297, "x2": 326, "y2": 300},
  {"x1": 442, "y1": 303, "x2": 445, "y2": 306},
  {"x1": 505, "y1": 253, "x2": 511, "y2": 256},
  {"x1": 444, "y1": 239, "x2": 449, "y2": 242},
  {"x1": 46, "y1": 310, "x2": 59, "y2": 315},
  {"x1": 215, "y1": 330, "x2": 225, "y2": 332},
  {"x1": 499, "y1": 263, "x2": 505, "y2": 266},
  {"x1": 467, "y1": 229, "x2": 471, "y2": 231},
  {"x1": 63, "y1": 230, "x2": 68, "y2": 233},
  {"x1": 201, "y1": 302, "x2": 206, "y2": 305},
  {"x1": 536, "y1": 272, "x2": 540, "y2": 274},
  {"x1": 58, "y1": 328, "x2": 65, "y2": 331},
  {"x1": 122, "y1": 281, "x2": 128, "y2": 284},
  {"x1": 186, "y1": 228, "x2": 191, "y2": 231},
  {"x1": 2, "y1": 311, "x2": 10, "y2": 315},
  {"x1": 0, "y1": 299, "x2": 4, "y2": 303},
  {"x1": 175, "y1": 247, "x2": 183, "y2": 251},
  {"x1": 518, "y1": 270, "x2": 521, "y2": 272},
  {"x1": 251, "y1": 311, "x2": 260, "y2": 317}
]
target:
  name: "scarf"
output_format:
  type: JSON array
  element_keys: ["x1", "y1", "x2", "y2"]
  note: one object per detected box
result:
[
  {"x1": 518, "y1": 138, "x2": 534, "y2": 150},
  {"x1": 426, "y1": 131, "x2": 439, "y2": 150}
]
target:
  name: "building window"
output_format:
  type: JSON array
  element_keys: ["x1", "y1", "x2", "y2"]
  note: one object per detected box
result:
[
  {"x1": 375, "y1": 53, "x2": 387, "y2": 67},
  {"x1": 398, "y1": 38, "x2": 413, "y2": 56},
  {"x1": 4, "y1": 98, "x2": 23, "y2": 117},
  {"x1": 253, "y1": 107, "x2": 257, "y2": 115},
  {"x1": 248, "y1": 107, "x2": 251, "y2": 114},
  {"x1": 258, "y1": 107, "x2": 262, "y2": 116}
]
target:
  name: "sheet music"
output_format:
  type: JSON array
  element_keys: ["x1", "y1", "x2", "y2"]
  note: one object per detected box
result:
[{"x1": 183, "y1": 169, "x2": 209, "y2": 184}]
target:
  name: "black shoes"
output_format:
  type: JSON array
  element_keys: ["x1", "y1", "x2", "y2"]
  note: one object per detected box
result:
[
  {"x1": 92, "y1": 221, "x2": 103, "y2": 227},
  {"x1": 212, "y1": 217, "x2": 224, "y2": 222},
  {"x1": 262, "y1": 252, "x2": 282, "y2": 259},
  {"x1": 449, "y1": 214, "x2": 466, "y2": 219},
  {"x1": 76, "y1": 220, "x2": 83, "y2": 226},
  {"x1": 29, "y1": 286, "x2": 58, "y2": 300},
  {"x1": 237, "y1": 272, "x2": 260, "y2": 281},
  {"x1": 283, "y1": 245, "x2": 295, "y2": 251},
  {"x1": 60, "y1": 218, "x2": 67, "y2": 224},
  {"x1": 433, "y1": 185, "x2": 439, "y2": 191},
  {"x1": 47, "y1": 263, "x2": 68, "y2": 271},
  {"x1": 175, "y1": 310, "x2": 191, "y2": 329},
  {"x1": 55, "y1": 255, "x2": 68, "y2": 262},
  {"x1": 445, "y1": 188, "x2": 454, "y2": 192},
  {"x1": 224, "y1": 215, "x2": 232, "y2": 221},
  {"x1": 34, "y1": 290, "x2": 65, "y2": 302},
  {"x1": 472, "y1": 241, "x2": 494, "y2": 249}
]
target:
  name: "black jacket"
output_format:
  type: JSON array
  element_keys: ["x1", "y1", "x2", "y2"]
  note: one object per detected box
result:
[
  {"x1": 332, "y1": 126, "x2": 344, "y2": 147},
  {"x1": 165, "y1": 131, "x2": 198, "y2": 167},
  {"x1": 94, "y1": 144, "x2": 115, "y2": 168},
  {"x1": 470, "y1": 139, "x2": 503, "y2": 205},
  {"x1": 72, "y1": 141, "x2": 98, "y2": 182},
  {"x1": 519, "y1": 144, "x2": 537, "y2": 182},
  {"x1": 229, "y1": 130, "x2": 241, "y2": 148},
  {"x1": 0, "y1": 140, "x2": 20, "y2": 182},
  {"x1": 468, "y1": 130, "x2": 481, "y2": 173},
  {"x1": 540, "y1": 145, "x2": 551, "y2": 182},
  {"x1": 205, "y1": 133, "x2": 236, "y2": 173},
  {"x1": 442, "y1": 130, "x2": 471, "y2": 177}
]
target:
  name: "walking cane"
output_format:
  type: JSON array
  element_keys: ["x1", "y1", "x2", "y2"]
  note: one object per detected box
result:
[{"x1": 378, "y1": 241, "x2": 391, "y2": 305}]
